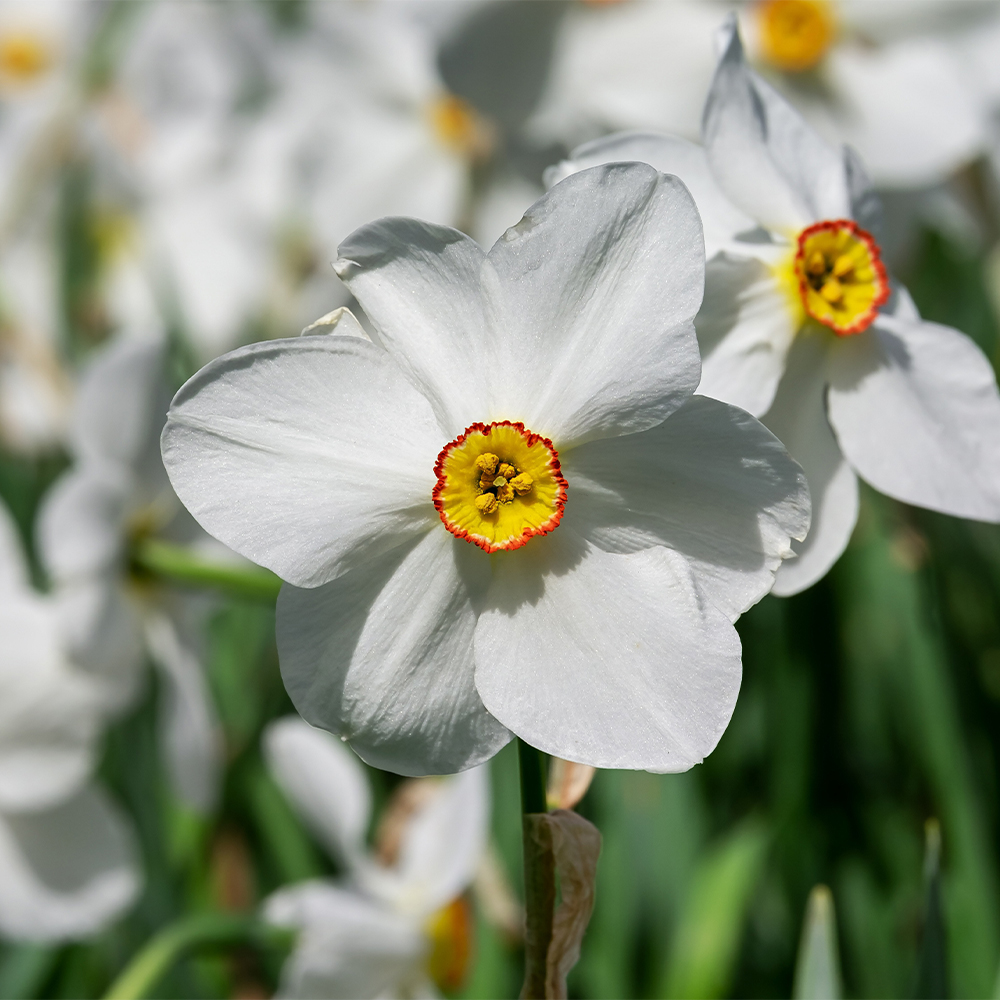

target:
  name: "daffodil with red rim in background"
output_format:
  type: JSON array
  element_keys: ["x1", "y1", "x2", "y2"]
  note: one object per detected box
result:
[
  {"x1": 548, "y1": 18, "x2": 1000, "y2": 597},
  {"x1": 161, "y1": 162, "x2": 810, "y2": 776}
]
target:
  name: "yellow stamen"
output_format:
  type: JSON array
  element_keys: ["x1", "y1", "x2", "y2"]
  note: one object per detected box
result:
[
  {"x1": 0, "y1": 32, "x2": 52, "y2": 84},
  {"x1": 434, "y1": 421, "x2": 567, "y2": 553},
  {"x1": 425, "y1": 897, "x2": 473, "y2": 993},
  {"x1": 793, "y1": 219, "x2": 890, "y2": 336},
  {"x1": 428, "y1": 94, "x2": 494, "y2": 160},
  {"x1": 757, "y1": 0, "x2": 836, "y2": 73}
]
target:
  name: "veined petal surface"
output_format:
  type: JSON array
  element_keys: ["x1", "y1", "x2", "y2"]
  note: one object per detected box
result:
[
  {"x1": 482, "y1": 162, "x2": 704, "y2": 448},
  {"x1": 475, "y1": 531, "x2": 741, "y2": 772},
  {"x1": 277, "y1": 528, "x2": 511, "y2": 776},
  {"x1": 162, "y1": 337, "x2": 443, "y2": 588},
  {"x1": 704, "y1": 20, "x2": 849, "y2": 232},
  {"x1": 563, "y1": 394, "x2": 809, "y2": 622},
  {"x1": 827, "y1": 316, "x2": 1000, "y2": 521},
  {"x1": 547, "y1": 132, "x2": 758, "y2": 257},
  {"x1": 766, "y1": 332, "x2": 859, "y2": 597}
]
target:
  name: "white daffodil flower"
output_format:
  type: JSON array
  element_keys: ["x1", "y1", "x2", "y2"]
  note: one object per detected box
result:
[
  {"x1": 530, "y1": 0, "x2": 990, "y2": 190},
  {"x1": 262, "y1": 715, "x2": 488, "y2": 1000},
  {"x1": 38, "y1": 333, "x2": 223, "y2": 813},
  {"x1": 549, "y1": 20, "x2": 1000, "y2": 597},
  {"x1": 162, "y1": 162, "x2": 809, "y2": 775},
  {"x1": 0, "y1": 499, "x2": 140, "y2": 940}
]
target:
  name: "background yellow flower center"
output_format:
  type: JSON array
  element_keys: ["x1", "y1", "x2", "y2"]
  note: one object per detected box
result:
[
  {"x1": 794, "y1": 219, "x2": 890, "y2": 336},
  {"x1": 427, "y1": 94, "x2": 494, "y2": 160},
  {"x1": 0, "y1": 32, "x2": 52, "y2": 85},
  {"x1": 433, "y1": 421, "x2": 567, "y2": 553},
  {"x1": 757, "y1": 0, "x2": 836, "y2": 73},
  {"x1": 425, "y1": 896, "x2": 473, "y2": 993}
]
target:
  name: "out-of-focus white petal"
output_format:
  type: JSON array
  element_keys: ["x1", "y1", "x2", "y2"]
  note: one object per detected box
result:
[
  {"x1": 334, "y1": 221, "x2": 491, "y2": 439},
  {"x1": 361, "y1": 766, "x2": 488, "y2": 918},
  {"x1": 38, "y1": 466, "x2": 127, "y2": 581},
  {"x1": 704, "y1": 20, "x2": 849, "y2": 231},
  {"x1": 264, "y1": 716, "x2": 372, "y2": 867},
  {"x1": 276, "y1": 528, "x2": 511, "y2": 777},
  {"x1": 564, "y1": 393, "x2": 809, "y2": 622},
  {"x1": 546, "y1": 131, "x2": 757, "y2": 257},
  {"x1": 51, "y1": 576, "x2": 145, "y2": 713},
  {"x1": 483, "y1": 162, "x2": 704, "y2": 448},
  {"x1": 143, "y1": 611, "x2": 222, "y2": 814},
  {"x1": 475, "y1": 531, "x2": 741, "y2": 772},
  {"x1": 70, "y1": 335, "x2": 166, "y2": 468},
  {"x1": 827, "y1": 316, "x2": 1000, "y2": 521},
  {"x1": 817, "y1": 38, "x2": 984, "y2": 188},
  {"x1": 766, "y1": 332, "x2": 859, "y2": 597},
  {"x1": 265, "y1": 882, "x2": 425, "y2": 1000},
  {"x1": 0, "y1": 592, "x2": 101, "y2": 812},
  {"x1": 0, "y1": 785, "x2": 140, "y2": 941},
  {"x1": 696, "y1": 253, "x2": 800, "y2": 417},
  {"x1": 161, "y1": 337, "x2": 443, "y2": 588}
]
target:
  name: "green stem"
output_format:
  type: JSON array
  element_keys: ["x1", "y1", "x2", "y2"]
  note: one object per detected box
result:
[
  {"x1": 103, "y1": 913, "x2": 290, "y2": 1000},
  {"x1": 130, "y1": 538, "x2": 282, "y2": 603},
  {"x1": 519, "y1": 738, "x2": 553, "y2": 999}
]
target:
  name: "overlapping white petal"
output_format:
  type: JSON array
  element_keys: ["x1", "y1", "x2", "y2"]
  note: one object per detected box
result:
[
  {"x1": 766, "y1": 333, "x2": 859, "y2": 598},
  {"x1": 163, "y1": 337, "x2": 443, "y2": 588},
  {"x1": 827, "y1": 314, "x2": 1000, "y2": 521},
  {"x1": 564, "y1": 394, "x2": 809, "y2": 621},
  {"x1": 277, "y1": 529, "x2": 510, "y2": 776},
  {"x1": 704, "y1": 20, "x2": 848, "y2": 233},
  {"x1": 475, "y1": 531, "x2": 742, "y2": 772}
]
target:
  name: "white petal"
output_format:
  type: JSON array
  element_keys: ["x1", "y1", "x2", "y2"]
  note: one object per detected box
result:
[
  {"x1": 821, "y1": 39, "x2": 984, "y2": 188},
  {"x1": 71, "y1": 335, "x2": 167, "y2": 468},
  {"x1": 361, "y1": 766, "x2": 489, "y2": 918},
  {"x1": 264, "y1": 882, "x2": 425, "y2": 1000},
  {"x1": 766, "y1": 332, "x2": 859, "y2": 597},
  {"x1": 51, "y1": 576, "x2": 145, "y2": 713},
  {"x1": 483, "y1": 162, "x2": 704, "y2": 447},
  {"x1": 696, "y1": 253, "x2": 800, "y2": 417},
  {"x1": 276, "y1": 528, "x2": 511, "y2": 776},
  {"x1": 474, "y1": 531, "x2": 741, "y2": 772},
  {"x1": 564, "y1": 394, "x2": 809, "y2": 621},
  {"x1": 0, "y1": 592, "x2": 102, "y2": 812},
  {"x1": 38, "y1": 466, "x2": 128, "y2": 581},
  {"x1": 143, "y1": 611, "x2": 222, "y2": 814},
  {"x1": 162, "y1": 337, "x2": 443, "y2": 588},
  {"x1": 827, "y1": 315, "x2": 1000, "y2": 520},
  {"x1": 547, "y1": 131, "x2": 757, "y2": 257},
  {"x1": 263, "y1": 716, "x2": 372, "y2": 867},
  {"x1": 0, "y1": 499, "x2": 28, "y2": 593},
  {"x1": 0, "y1": 786, "x2": 140, "y2": 941},
  {"x1": 704, "y1": 21, "x2": 849, "y2": 231},
  {"x1": 334, "y1": 221, "x2": 490, "y2": 438}
]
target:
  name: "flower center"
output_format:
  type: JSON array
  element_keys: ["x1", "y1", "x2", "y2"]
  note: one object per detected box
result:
[
  {"x1": 757, "y1": 0, "x2": 836, "y2": 73},
  {"x1": 425, "y1": 897, "x2": 472, "y2": 992},
  {"x1": 427, "y1": 94, "x2": 493, "y2": 159},
  {"x1": 794, "y1": 219, "x2": 889, "y2": 336},
  {"x1": 0, "y1": 32, "x2": 52, "y2": 85},
  {"x1": 433, "y1": 421, "x2": 567, "y2": 553}
]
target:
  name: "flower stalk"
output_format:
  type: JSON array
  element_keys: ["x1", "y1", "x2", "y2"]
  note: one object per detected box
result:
[
  {"x1": 519, "y1": 738, "x2": 554, "y2": 999},
  {"x1": 129, "y1": 537, "x2": 282, "y2": 603}
]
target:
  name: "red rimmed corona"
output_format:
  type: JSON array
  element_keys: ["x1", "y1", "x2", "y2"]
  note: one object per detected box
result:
[
  {"x1": 433, "y1": 421, "x2": 567, "y2": 553},
  {"x1": 794, "y1": 219, "x2": 890, "y2": 336}
]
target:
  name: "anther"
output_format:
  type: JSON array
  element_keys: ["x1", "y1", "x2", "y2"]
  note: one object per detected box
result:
[
  {"x1": 475, "y1": 453, "x2": 499, "y2": 475},
  {"x1": 820, "y1": 278, "x2": 843, "y2": 303},
  {"x1": 511, "y1": 473, "x2": 533, "y2": 495},
  {"x1": 475, "y1": 493, "x2": 498, "y2": 514},
  {"x1": 807, "y1": 251, "x2": 826, "y2": 276},
  {"x1": 832, "y1": 254, "x2": 854, "y2": 278},
  {"x1": 498, "y1": 463, "x2": 516, "y2": 479}
]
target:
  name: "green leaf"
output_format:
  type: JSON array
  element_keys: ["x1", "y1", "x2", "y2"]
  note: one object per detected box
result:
[
  {"x1": 914, "y1": 819, "x2": 948, "y2": 1000},
  {"x1": 793, "y1": 885, "x2": 842, "y2": 1000}
]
